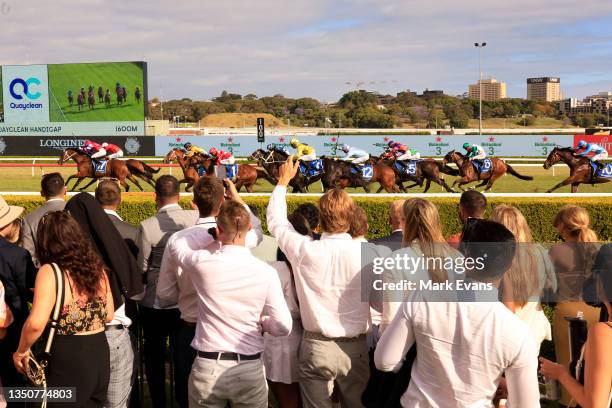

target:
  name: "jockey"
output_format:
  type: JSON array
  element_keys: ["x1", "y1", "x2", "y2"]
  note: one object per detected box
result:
[
  {"x1": 290, "y1": 138, "x2": 317, "y2": 168},
  {"x1": 396, "y1": 147, "x2": 421, "y2": 161},
  {"x1": 576, "y1": 140, "x2": 608, "y2": 170},
  {"x1": 102, "y1": 142, "x2": 123, "y2": 159},
  {"x1": 267, "y1": 143, "x2": 288, "y2": 155},
  {"x1": 387, "y1": 140, "x2": 408, "y2": 156},
  {"x1": 82, "y1": 139, "x2": 106, "y2": 161},
  {"x1": 341, "y1": 144, "x2": 370, "y2": 164},
  {"x1": 209, "y1": 147, "x2": 235, "y2": 165},
  {"x1": 184, "y1": 142, "x2": 207, "y2": 158},
  {"x1": 463, "y1": 142, "x2": 487, "y2": 163}
]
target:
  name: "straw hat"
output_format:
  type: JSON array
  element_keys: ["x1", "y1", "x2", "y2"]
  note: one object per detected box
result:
[{"x1": 0, "y1": 196, "x2": 24, "y2": 230}]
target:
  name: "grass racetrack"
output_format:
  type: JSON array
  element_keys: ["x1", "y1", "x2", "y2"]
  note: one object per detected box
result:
[
  {"x1": 1, "y1": 164, "x2": 611, "y2": 194},
  {"x1": 47, "y1": 62, "x2": 145, "y2": 122}
]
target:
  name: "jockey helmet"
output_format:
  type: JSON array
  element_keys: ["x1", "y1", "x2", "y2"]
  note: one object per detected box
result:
[
  {"x1": 290, "y1": 138, "x2": 299, "y2": 147},
  {"x1": 462, "y1": 143, "x2": 471, "y2": 150},
  {"x1": 577, "y1": 140, "x2": 587, "y2": 149},
  {"x1": 209, "y1": 147, "x2": 219, "y2": 156},
  {"x1": 342, "y1": 144, "x2": 350, "y2": 153},
  {"x1": 267, "y1": 144, "x2": 275, "y2": 151},
  {"x1": 387, "y1": 141, "x2": 395, "y2": 148},
  {"x1": 184, "y1": 142, "x2": 192, "y2": 150},
  {"x1": 102, "y1": 143, "x2": 108, "y2": 148}
]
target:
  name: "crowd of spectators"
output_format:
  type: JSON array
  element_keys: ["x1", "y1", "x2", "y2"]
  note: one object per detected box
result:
[{"x1": 0, "y1": 159, "x2": 610, "y2": 408}]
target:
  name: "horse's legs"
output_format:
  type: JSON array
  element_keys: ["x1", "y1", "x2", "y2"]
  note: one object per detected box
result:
[
  {"x1": 474, "y1": 179, "x2": 489, "y2": 190},
  {"x1": 127, "y1": 174, "x2": 144, "y2": 191},
  {"x1": 64, "y1": 174, "x2": 77, "y2": 186},
  {"x1": 246, "y1": 183, "x2": 254, "y2": 193},
  {"x1": 571, "y1": 182, "x2": 580, "y2": 193},
  {"x1": 436, "y1": 178, "x2": 456, "y2": 193},
  {"x1": 483, "y1": 173, "x2": 503, "y2": 192},
  {"x1": 546, "y1": 177, "x2": 573, "y2": 193},
  {"x1": 376, "y1": 185, "x2": 384, "y2": 193},
  {"x1": 119, "y1": 179, "x2": 130, "y2": 192},
  {"x1": 70, "y1": 177, "x2": 86, "y2": 191},
  {"x1": 79, "y1": 178, "x2": 98, "y2": 191},
  {"x1": 423, "y1": 179, "x2": 432, "y2": 193}
]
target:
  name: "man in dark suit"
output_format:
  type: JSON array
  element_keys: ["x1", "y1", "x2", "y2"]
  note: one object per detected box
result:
[
  {"x1": 20, "y1": 172, "x2": 66, "y2": 267},
  {"x1": 371, "y1": 200, "x2": 405, "y2": 251},
  {"x1": 95, "y1": 179, "x2": 142, "y2": 408}
]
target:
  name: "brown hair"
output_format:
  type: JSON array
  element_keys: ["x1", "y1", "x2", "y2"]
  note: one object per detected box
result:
[
  {"x1": 36, "y1": 211, "x2": 107, "y2": 299},
  {"x1": 318, "y1": 188, "x2": 354, "y2": 233},
  {"x1": 402, "y1": 198, "x2": 451, "y2": 283},
  {"x1": 0, "y1": 219, "x2": 21, "y2": 244},
  {"x1": 95, "y1": 179, "x2": 121, "y2": 207},
  {"x1": 553, "y1": 205, "x2": 598, "y2": 243},
  {"x1": 217, "y1": 200, "x2": 250, "y2": 240},
  {"x1": 349, "y1": 206, "x2": 368, "y2": 238},
  {"x1": 193, "y1": 177, "x2": 225, "y2": 217}
]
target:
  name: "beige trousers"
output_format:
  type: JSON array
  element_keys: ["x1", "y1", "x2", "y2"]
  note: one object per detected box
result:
[
  {"x1": 299, "y1": 335, "x2": 369, "y2": 408},
  {"x1": 188, "y1": 357, "x2": 267, "y2": 407}
]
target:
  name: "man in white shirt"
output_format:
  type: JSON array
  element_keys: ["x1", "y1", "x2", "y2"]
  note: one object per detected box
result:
[
  {"x1": 136, "y1": 175, "x2": 198, "y2": 408},
  {"x1": 266, "y1": 156, "x2": 373, "y2": 408},
  {"x1": 95, "y1": 180, "x2": 139, "y2": 408},
  {"x1": 375, "y1": 220, "x2": 540, "y2": 408},
  {"x1": 172, "y1": 200, "x2": 292, "y2": 407},
  {"x1": 157, "y1": 177, "x2": 262, "y2": 407}
]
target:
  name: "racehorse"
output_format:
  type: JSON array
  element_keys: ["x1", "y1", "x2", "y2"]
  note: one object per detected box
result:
[
  {"x1": 98, "y1": 86, "x2": 104, "y2": 102},
  {"x1": 116, "y1": 87, "x2": 124, "y2": 105},
  {"x1": 249, "y1": 149, "x2": 322, "y2": 193},
  {"x1": 373, "y1": 155, "x2": 458, "y2": 193},
  {"x1": 104, "y1": 91, "x2": 111, "y2": 107},
  {"x1": 135, "y1": 87, "x2": 142, "y2": 104},
  {"x1": 322, "y1": 158, "x2": 401, "y2": 193},
  {"x1": 59, "y1": 148, "x2": 144, "y2": 192},
  {"x1": 443, "y1": 150, "x2": 533, "y2": 191},
  {"x1": 77, "y1": 93, "x2": 84, "y2": 111},
  {"x1": 543, "y1": 147, "x2": 611, "y2": 193},
  {"x1": 67, "y1": 92, "x2": 74, "y2": 107},
  {"x1": 189, "y1": 153, "x2": 263, "y2": 192},
  {"x1": 88, "y1": 93, "x2": 95, "y2": 110},
  {"x1": 164, "y1": 148, "x2": 210, "y2": 192}
]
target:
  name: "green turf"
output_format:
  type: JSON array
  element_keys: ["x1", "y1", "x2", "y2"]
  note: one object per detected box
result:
[
  {"x1": 47, "y1": 62, "x2": 145, "y2": 122},
  {"x1": 1, "y1": 165, "x2": 611, "y2": 193}
]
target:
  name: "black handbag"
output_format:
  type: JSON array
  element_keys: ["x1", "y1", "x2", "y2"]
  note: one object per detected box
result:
[{"x1": 24, "y1": 263, "x2": 64, "y2": 406}]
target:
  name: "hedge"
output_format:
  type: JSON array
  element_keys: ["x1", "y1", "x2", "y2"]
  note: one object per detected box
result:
[{"x1": 5, "y1": 195, "x2": 612, "y2": 241}]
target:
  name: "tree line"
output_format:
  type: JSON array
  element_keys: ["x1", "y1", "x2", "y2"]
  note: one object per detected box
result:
[{"x1": 146, "y1": 90, "x2": 599, "y2": 128}]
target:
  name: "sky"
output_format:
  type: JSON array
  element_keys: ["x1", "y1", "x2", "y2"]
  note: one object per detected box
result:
[{"x1": 1, "y1": 0, "x2": 611, "y2": 102}]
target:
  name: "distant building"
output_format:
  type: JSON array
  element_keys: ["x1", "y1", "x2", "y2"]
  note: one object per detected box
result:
[
  {"x1": 421, "y1": 89, "x2": 444, "y2": 98},
  {"x1": 555, "y1": 91, "x2": 612, "y2": 116},
  {"x1": 468, "y1": 78, "x2": 506, "y2": 101},
  {"x1": 527, "y1": 77, "x2": 562, "y2": 102}
]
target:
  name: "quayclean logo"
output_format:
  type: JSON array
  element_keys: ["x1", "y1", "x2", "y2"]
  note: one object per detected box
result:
[{"x1": 9, "y1": 77, "x2": 44, "y2": 110}]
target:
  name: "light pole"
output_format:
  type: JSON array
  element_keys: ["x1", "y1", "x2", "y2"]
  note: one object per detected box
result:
[{"x1": 474, "y1": 42, "x2": 487, "y2": 135}]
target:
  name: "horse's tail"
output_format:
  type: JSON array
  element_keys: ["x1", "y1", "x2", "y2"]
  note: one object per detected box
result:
[
  {"x1": 436, "y1": 161, "x2": 459, "y2": 176},
  {"x1": 141, "y1": 162, "x2": 161, "y2": 174},
  {"x1": 506, "y1": 164, "x2": 533, "y2": 180},
  {"x1": 126, "y1": 162, "x2": 145, "y2": 176}
]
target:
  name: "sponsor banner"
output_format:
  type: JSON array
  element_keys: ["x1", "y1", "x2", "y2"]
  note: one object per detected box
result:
[
  {"x1": 2, "y1": 65, "x2": 50, "y2": 123},
  {"x1": 0, "y1": 136, "x2": 154, "y2": 156},
  {"x1": 573, "y1": 134, "x2": 612, "y2": 153},
  {"x1": 155, "y1": 134, "x2": 574, "y2": 157},
  {"x1": 0, "y1": 121, "x2": 145, "y2": 136}
]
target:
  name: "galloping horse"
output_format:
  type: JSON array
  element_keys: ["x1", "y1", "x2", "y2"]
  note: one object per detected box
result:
[
  {"x1": 77, "y1": 93, "x2": 84, "y2": 111},
  {"x1": 87, "y1": 93, "x2": 96, "y2": 110},
  {"x1": 59, "y1": 148, "x2": 143, "y2": 192},
  {"x1": 374, "y1": 155, "x2": 458, "y2": 193},
  {"x1": 190, "y1": 153, "x2": 263, "y2": 192},
  {"x1": 543, "y1": 147, "x2": 611, "y2": 193},
  {"x1": 249, "y1": 149, "x2": 321, "y2": 193},
  {"x1": 322, "y1": 158, "x2": 401, "y2": 193},
  {"x1": 443, "y1": 150, "x2": 533, "y2": 191},
  {"x1": 125, "y1": 160, "x2": 161, "y2": 188},
  {"x1": 164, "y1": 148, "x2": 203, "y2": 192}
]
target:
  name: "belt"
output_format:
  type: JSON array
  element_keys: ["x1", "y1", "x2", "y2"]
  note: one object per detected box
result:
[
  {"x1": 197, "y1": 351, "x2": 261, "y2": 361},
  {"x1": 105, "y1": 324, "x2": 126, "y2": 331},
  {"x1": 181, "y1": 319, "x2": 196, "y2": 328},
  {"x1": 303, "y1": 331, "x2": 366, "y2": 342}
]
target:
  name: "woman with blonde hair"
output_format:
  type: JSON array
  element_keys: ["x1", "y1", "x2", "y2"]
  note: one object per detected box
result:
[
  {"x1": 489, "y1": 204, "x2": 555, "y2": 348},
  {"x1": 549, "y1": 205, "x2": 601, "y2": 406},
  {"x1": 382, "y1": 198, "x2": 462, "y2": 329}
]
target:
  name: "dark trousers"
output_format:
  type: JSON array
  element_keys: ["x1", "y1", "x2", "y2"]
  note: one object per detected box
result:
[
  {"x1": 140, "y1": 306, "x2": 181, "y2": 408},
  {"x1": 175, "y1": 321, "x2": 197, "y2": 408},
  {"x1": 362, "y1": 346, "x2": 416, "y2": 408}
]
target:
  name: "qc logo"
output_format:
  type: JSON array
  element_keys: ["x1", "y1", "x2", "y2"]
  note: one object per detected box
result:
[{"x1": 9, "y1": 77, "x2": 42, "y2": 100}]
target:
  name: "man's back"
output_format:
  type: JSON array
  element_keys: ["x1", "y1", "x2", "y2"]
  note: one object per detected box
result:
[
  {"x1": 376, "y1": 295, "x2": 539, "y2": 407},
  {"x1": 188, "y1": 245, "x2": 291, "y2": 354},
  {"x1": 21, "y1": 199, "x2": 65, "y2": 266}
]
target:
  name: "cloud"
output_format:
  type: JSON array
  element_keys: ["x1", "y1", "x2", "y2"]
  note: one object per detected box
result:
[{"x1": 1, "y1": 0, "x2": 611, "y2": 101}]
